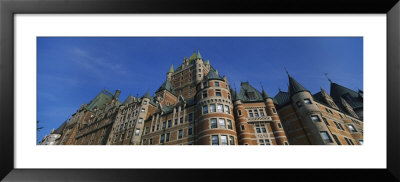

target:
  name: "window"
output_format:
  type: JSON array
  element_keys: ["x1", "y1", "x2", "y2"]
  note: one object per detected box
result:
[
  {"x1": 210, "y1": 104, "x2": 216, "y2": 112},
  {"x1": 320, "y1": 131, "x2": 333, "y2": 143},
  {"x1": 248, "y1": 110, "x2": 253, "y2": 117},
  {"x1": 278, "y1": 123, "x2": 282, "y2": 128},
  {"x1": 166, "y1": 133, "x2": 170, "y2": 142},
  {"x1": 188, "y1": 128, "x2": 193, "y2": 135},
  {"x1": 322, "y1": 117, "x2": 330, "y2": 126},
  {"x1": 229, "y1": 136, "x2": 235, "y2": 145},
  {"x1": 259, "y1": 139, "x2": 265, "y2": 145},
  {"x1": 174, "y1": 119, "x2": 178, "y2": 125},
  {"x1": 227, "y1": 120, "x2": 233, "y2": 129},
  {"x1": 325, "y1": 108, "x2": 330, "y2": 113},
  {"x1": 272, "y1": 108, "x2": 277, "y2": 114},
  {"x1": 259, "y1": 109, "x2": 265, "y2": 116},
  {"x1": 168, "y1": 120, "x2": 172, "y2": 128},
  {"x1": 188, "y1": 113, "x2": 193, "y2": 122},
  {"x1": 265, "y1": 139, "x2": 271, "y2": 145},
  {"x1": 203, "y1": 105, "x2": 208, "y2": 114},
  {"x1": 221, "y1": 136, "x2": 228, "y2": 145},
  {"x1": 143, "y1": 101, "x2": 147, "y2": 105},
  {"x1": 135, "y1": 129, "x2": 140, "y2": 136},
  {"x1": 215, "y1": 89, "x2": 222, "y2": 96},
  {"x1": 311, "y1": 115, "x2": 321, "y2": 122},
  {"x1": 238, "y1": 110, "x2": 242, "y2": 116},
  {"x1": 284, "y1": 142, "x2": 289, "y2": 145},
  {"x1": 217, "y1": 104, "x2": 224, "y2": 112},
  {"x1": 138, "y1": 118, "x2": 143, "y2": 124},
  {"x1": 198, "y1": 74, "x2": 201, "y2": 78},
  {"x1": 338, "y1": 123, "x2": 345, "y2": 130},
  {"x1": 162, "y1": 122, "x2": 166, "y2": 129},
  {"x1": 247, "y1": 92, "x2": 255, "y2": 100},
  {"x1": 348, "y1": 124, "x2": 357, "y2": 132},
  {"x1": 143, "y1": 139, "x2": 147, "y2": 145},
  {"x1": 215, "y1": 81, "x2": 220, "y2": 87},
  {"x1": 181, "y1": 105, "x2": 184, "y2": 111},
  {"x1": 358, "y1": 140, "x2": 363, "y2": 145},
  {"x1": 332, "y1": 134, "x2": 341, "y2": 145},
  {"x1": 202, "y1": 90, "x2": 207, "y2": 98},
  {"x1": 304, "y1": 99, "x2": 312, "y2": 104},
  {"x1": 219, "y1": 119, "x2": 225, "y2": 128},
  {"x1": 256, "y1": 128, "x2": 261, "y2": 133},
  {"x1": 160, "y1": 134, "x2": 165, "y2": 144},
  {"x1": 262, "y1": 127, "x2": 267, "y2": 133},
  {"x1": 180, "y1": 117, "x2": 183, "y2": 123},
  {"x1": 344, "y1": 137, "x2": 354, "y2": 145},
  {"x1": 296, "y1": 101, "x2": 302, "y2": 108},
  {"x1": 225, "y1": 105, "x2": 230, "y2": 114},
  {"x1": 211, "y1": 118, "x2": 217, "y2": 128},
  {"x1": 212, "y1": 135, "x2": 219, "y2": 145},
  {"x1": 254, "y1": 109, "x2": 259, "y2": 117},
  {"x1": 157, "y1": 124, "x2": 159, "y2": 130},
  {"x1": 241, "y1": 125, "x2": 245, "y2": 131},
  {"x1": 149, "y1": 138, "x2": 153, "y2": 144},
  {"x1": 339, "y1": 114, "x2": 343, "y2": 118},
  {"x1": 152, "y1": 126, "x2": 155, "y2": 132},
  {"x1": 203, "y1": 81, "x2": 208, "y2": 88},
  {"x1": 141, "y1": 108, "x2": 145, "y2": 113}
]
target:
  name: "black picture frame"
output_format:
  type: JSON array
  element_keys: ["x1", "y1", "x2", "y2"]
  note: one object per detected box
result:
[{"x1": 1, "y1": 0, "x2": 399, "y2": 181}]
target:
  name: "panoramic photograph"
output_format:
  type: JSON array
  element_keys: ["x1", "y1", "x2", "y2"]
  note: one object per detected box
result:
[{"x1": 37, "y1": 37, "x2": 363, "y2": 145}]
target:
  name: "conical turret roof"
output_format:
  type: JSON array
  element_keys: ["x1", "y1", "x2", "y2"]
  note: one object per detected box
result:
[
  {"x1": 288, "y1": 75, "x2": 309, "y2": 96},
  {"x1": 168, "y1": 64, "x2": 174, "y2": 73}
]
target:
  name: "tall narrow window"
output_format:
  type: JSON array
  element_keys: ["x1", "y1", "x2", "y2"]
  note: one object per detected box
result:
[
  {"x1": 210, "y1": 104, "x2": 216, "y2": 112},
  {"x1": 256, "y1": 128, "x2": 261, "y2": 133},
  {"x1": 215, "y1": 81, "x2": 220, "y2": 87},
  {"x1": 311, "y1": 115, "x2": 321, "y2": 122},
  {"x1": 143, "y1": 101, "x2": 147, "y2": 105},
  {"x1": 259, "y1": 139, "x2": 265, "y2": 145},
  {"x1": 180, "y1": 117, "x2": 183, "y2": 124},
  {"x1": 160, "y1": 134, "x2": 165, "y2": 144},
  {"x1": 212, "y1": 135, "x2": 219, "y2": 145},
  {"x1": 259, "y1": 109, "x2": 265, "y2": 116},
  {"x1": 168, "y1": 120, "x2": 172, "y2": 128},
  {"x1": 135, "y1": 129, "x2": 140, "y2": 136},
  {"x1": 141, "y1": 108, "x2": 145, "y2": 113},
  {"x1": 320, "y1": 131, "x2": 333, "y2": 143},
  {"x1": 203, "y1": 81, "x2": 208, "y2": 88},
  {"x1": 162, "y1": 122, "x2": 166, "y2": 129},
  {"x1": 149, "y1": 138, "x2": 153, "y2": 144},
  {"x1": 174, "y1": 119, "x2": 178, "y2": 125},
  {"x1": 262, "y1": 127, "x2": 267, "y2": 133},
  {"x1": 225, "y1": 105, "x2": 230, "y2": 114},
  {"x1": 188, "y1": 128, "x2": 193, "y2": 135},
  {"x1": 203, "y1": 105, "x2": 208, "y2": 114},
  {"x1": 272, "y1": 108, "x2": 277, "y2": 114},
  {"x1": 227, "y1": 120, "x2": 233, "y2": 129},
  {"x1": 248, "y1": 110, "x2": 253, "y2": 117},
  {"x1": 278, "y1": 123, "x2": 282, "y2": 128},
  {"x1": 188, "y1": 113, "x2": 193, "y2": 122},
  {"x1": 241, "y1": 125, "x2": 245, "y2": 131},
  {"x1": 265, "y1": 139, "x2": 271, "y2": 145},
  {"x1": 238, "y1": 110, "x2": 242, "y2": 116},
  {"x1": 217, "y1": 104, "x2": 224, "y2": 112},
  {"x1": 322, "y1": 117, "x2": 330, "y2": 126},
  {"x1": 152, "y1": 126, "x2": 155, "y2": 132},
  {"x1": 221, "y1": 136, "x2": 228, "y2": 145},
  {"x1": 202, "y1": 90, "x2": 207, "y2": 98},
  {"x1": 138, "y1": 118, "x2": 143, "y2": 124},
  {"x1": 166, "y1": 133, "x2": 170, "y2": 142},
  {"x1": 215, "y1": 89, "x2": 222, "y2": 96},
  {"x1": 219, "y1": 119, "x2": 225, "y2": 128},
  {"x1": 211, "y1": 118, "x2": 217, "y2": 128},
  {"x1": 178, "y1": 130, "x2": 183, "y2": 139},
  {"x1": 332, "y1": 134, "x2": 341, "y2": 145},
  {"x1": 254, "y1": 109, "x2": 259, "y2": 117},
  {"x1": 229, "y1": 136, "x2": 235, "y2": 145}
]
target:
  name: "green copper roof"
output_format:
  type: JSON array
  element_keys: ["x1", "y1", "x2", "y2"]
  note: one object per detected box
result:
[
  {"x1": 196, "y1": 50, "x2": 202, "y2": 59},
  {"x1": 288, "y1": 75, "x2": 309, "y2": 96},
  {"x1": 261, "y1": 88, "x2": 271, "y2": 99},
  {"x1": 142, "y1": 90, "x2": 150, "y2": 98},
  {"x1": 238, "y1": 82, "x2": 264, "y2": 102},
  {"x1": 168, "y1": 64, "x2": 174, "y2": 73},
  {"x1": 273, "y1": 91, "x2": 291, "y2": 106},
  {"x1": 156, "y1": 80, "x2": 176, "y2": 95},
  {"x1": 85, "y1": 89, "x2": 113, "y2": 111},
  {"x1": 206, "y1": 68, "x2": 223, "y2": 80},
  {"x1": 53, "y1": 121, "x2": 68, "y2": 134},
  {"x1": 205, "y1": 60, "x2": 210, "y2": 65}
]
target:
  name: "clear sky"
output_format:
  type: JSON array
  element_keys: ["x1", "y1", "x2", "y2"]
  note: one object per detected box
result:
[{"x1": 37, "y1": 37, "x2": 363, "y2": 143}]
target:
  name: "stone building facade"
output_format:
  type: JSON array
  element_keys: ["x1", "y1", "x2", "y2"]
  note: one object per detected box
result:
[{"x1": 42, "y1": 51, "x2": 363, "y2": 145}]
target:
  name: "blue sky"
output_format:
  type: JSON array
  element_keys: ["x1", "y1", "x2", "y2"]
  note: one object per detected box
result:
[{"x1": 37, "y1": 37, "x2": 363, "y2": 143}]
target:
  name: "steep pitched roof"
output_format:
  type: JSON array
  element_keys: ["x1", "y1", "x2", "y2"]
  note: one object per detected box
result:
[
  {"x1": 85, "y1": 89, "x2": 114, "y2": 111},
  {"x1": 206, "y1": 67, "x2": 223, "y2": 80},
  {"x1": 122, "y1": 95, "x2": 135, "y2": 105},
  {"x1": 273, "y1": 91, "x2": 291, "y2": 106},
  {"x1": 53, "y1": 121, "x2": 68, "y2": 134},
  {"x1": 288, "y1": 75, "x2": 309, "y2": 95},
  {"x1": 330, "y1": 82, "x2": 363, "y2": 109},
  {"x1": 142, "y1": 90, "x2": 150, "y2": 98},
  {"x1": 261, "y1": 88, "x2": 271, "y2": 99},
  {"x1": 168, "y1": 64, "x2": 174, "y2": 73},
  {"x1": 238, "y1": 82, "x2": 264, "y2": 102},
  {"x1": 156, "y1": 80, "x2": 176, "y2": 95}
]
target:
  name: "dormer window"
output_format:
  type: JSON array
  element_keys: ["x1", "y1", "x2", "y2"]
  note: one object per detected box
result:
[{"x1": 247, "y1": 92, "x2": 255, "y2": 100}]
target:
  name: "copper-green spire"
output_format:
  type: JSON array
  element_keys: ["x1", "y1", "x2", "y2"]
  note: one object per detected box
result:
[
  {"x1": 215, "y1": 69, "x2": 219, "y2": 76},
  {"x1": 168, "y1": 64, "x2": 174, "y2": 73},
  {"x1": 205, "y1": 60, "x2": 210, "y2": 65},
  {"x1": 196, "y1": 50, "x2": 202, "y2": 59}
]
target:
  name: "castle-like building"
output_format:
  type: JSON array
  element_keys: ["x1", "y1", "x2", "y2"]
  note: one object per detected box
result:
[{"x1": 40, "y1": 52, "x2": 363, "y2": 145}]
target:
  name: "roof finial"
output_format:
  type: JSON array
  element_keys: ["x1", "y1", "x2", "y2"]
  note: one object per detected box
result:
[
  {"x1": 324, "y1": 73, "x2": 333, "y2": 83},
  {"x1": 284, "y1": 66, "x2": 289, "y2": 75},
  {"x1": 259, "y1": 81, "x2": 264, "y2": 91},
  {"x1": 278, "y1": 88, "x2": 282, "y2": 92}
]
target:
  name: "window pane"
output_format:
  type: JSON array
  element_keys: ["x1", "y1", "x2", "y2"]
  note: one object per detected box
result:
[
  {"x1": 256, "y1": 128, "x2": 261, "y2": 133},
  {"x1": 188, "y1": 128, "x2": 192, "y2": 135},
  {"x1": 219, "y1": 119, "x2": 225, "y2": 128},
  {"x1": 229, "y1": 136, "x2": 235, "y2": 145},
  {"x1": 311, "y1": 115, "x2": 321, "y2": 122},
  {"x1": 225, "y1": 105, "x2": 230, "y2": 114},
  {"x1": 210, "y1": 104, "x2": 216, "y2": 112},
  {"x1": 203, "y1": 105, "x2": 208, "y2": 114},
  {"x1": 221, "y1": 136, "x2": 228, "y2": 145},
  {"x1": 254, "y1": 109, "x2": 259, "y2": 117},
  {"x1": 259, "y1": 109, "x2": 265, "y2": 116},
  {"x1": 166, "y1": 133, "x2": 170, "y2": 142},
  {"x1": 217, "y1": 104, "x2": 223, "y2": 112},
  {"x1": 211, "y1": 118, "x2": 217, "y2": 128},
  {"x1": 227, "y1": 120, "x2": 232, "y2": 129},
  {"x1": 265, "y1": 139, "x2": 270, "y2": 145},
  {"x1": 178, "y1": 130, "x2": 183, "y2": 138},
  {"x1": 262, "y1": 127, "x2": 266, "y2": 133},
  {"x1": 212, "y1": 135, "x2": 219, "y2": 145},
  {"x1": 320, "y1": 131, "x2": 333, "y2": 143},
  {"x1": 259, "y1": 139, "x2": 264, "y2": 145},
  {"x1": 304, "y1": 99, "x2": 312, "y2": 104}
]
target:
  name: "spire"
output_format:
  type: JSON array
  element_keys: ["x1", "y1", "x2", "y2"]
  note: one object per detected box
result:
[
  {"x1": 260, "y1": 82, "x2": 270, "y2": 99},
  {"x1": 196, "y1": 50, "x2": 202, "y2": 59},
  {"x1": 205, "y1": 60, "x2": 210, "y2": 65},
  {"x1": 288, "y1": 75, "x2": 309, "y2": 96},
  {"x1": 168, "y1": 64, "x2": 174, "y2": 73},
  {"x1": 206, "y1": 68, "x2": 221, "y2": 80},
  {"x1": 324, "y1": 73, "x2": 333, "y2": 83},
  {"x1": 215, "y1": 69, "x2": 219, "y2": 76},
  {"x1": 142, "y1": 89, "x2": 150, "y2": 98}
]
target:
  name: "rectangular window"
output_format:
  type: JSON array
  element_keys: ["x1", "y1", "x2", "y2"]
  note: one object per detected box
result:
[
  {"x1": 162, "y1": 122, "x2": 166, "y2": 129},
  {"x1": 238, "y1": 110, "x2": 242, "y2": 116},
  {"x1": 259, "y1": 139, "x2": 264, "y2": 145},
  {"x1": 188, "y1": 113, "x2": 193, "y2": 122},
  {"x1": 221, "y1": 136, "x2": 228, "y2": 145},
  {"x1": 212, "y1": 135, "x2": 219, "y2": 145},
  {"x1": 358, "y1": 140, "x2": 363, "y2": 145},
  {"x1": 256, "y1": 128, "x2": 261, "y2": 133},
  {"x1": 248, "y1": 110, "x2": 253, "y2": 117},
  {"x1": 334, "y1": 122, "x2": 341, "y2": 130},
  {"x1": 202, "y1": 90, "x2": 207, "y2": 98},
  {"x1": 344, "y1": 137, "x2": 354, "y2": 145},
  {"x1": 211, "y1": 118, "x2": 217, "y2": 128},
  {"x1": 166, "y1": 133, "x2": 170, "y2": 142},
  {"x1": 241, "y1": 125, "x2": 245, "y2": 131},
  {"x1": 217, "y1": 104, "x2": 223, "y2": 112},
  {"x1": 348, "y1": 124, "x2": 357, "y2": 132},
  {"x1": 203, "y1": 105, "x2": 208, "y2": 114},
  {"x1": 157, "y1": 124, "x2": 159, "y2": 130},
  {"x1": 338, "y1": 123, "x2": 345, "y2": 130},
  {"x1": 322, "y1": 117, "x2": 330, "y2": 126},
  {"x1": 304, "y1": 99, "x2": 312, "y2": 104},
  {"x1": 265, "y1": 139, "x2": 271, "y2": 145},
  {"x1": 143, "y1": 139, "x2": 147, "y2": 145},
  {"x1": 168, "y1": 120, "x2": 172, "y2": 128},
  {"x1": 188, "y1": 128, "x2": 193, "y2": 135},
  {"x1": 311, "y1": 115, "x2": 321, "y2": 122},
  {"x1": 225, "y1": 105, "x2": 230, "y2": 114},
  {"x1": 254, "y1": 109, "x2": 259, "y2": 117},
  {"x1": 325, "y1": 108, "x2": 330, "y2": 113},
  {"x1": 262, "y1": 127, "x2": 267, "y2": 133},
  {"x1": 216, "y1": 90, "x2": 222, "y2": 97},
  {"x1": 152, "y1": 126, "x2": 155, "y2": 132},
  {"x1": 138, "y1": 118, "x2": 143, "y2": 124},
  {"x1": 180, "y1": 117, "x2": 183, "y2": 123},
  {"x1": 210, "y1": 104, "x2": 216, "y2": 112},
  {"x1": 227, "y1": 120, "x2": 233, "y2": 129},
  {"x1": 229, "y1": 136, "x2": 235, "y2": 145},
  {"x1": 181, "y1": 105, "x2": 184, "y2": 111},
  {"x1": 219, "y1": 119, "x2": 225, "y2": 128},
  {"x1": 141, "y1": 108, "x2": 145, "y2": 113},
  {"x1": 332, "y1": 134, "x2": 341, "y2": 145},
  {"x1": 149, "y1": 138, "x2": 153, "y2": 144},
  {"x1": 203, "y1": 81, "x2": 208, "y2": 88},
  {"x1": 259, "y1": 109, "x2": 265, "y2": 116},
  {"x1": 278, "y1": 123, "x2": 282, "y2": 128},
  {"x1": 135, "y1": 129, "x2": 140, "y2": 136},
  {"x1": 174, "y1": 119, "x2": 178, "y2": 125},
  {"x1": 160, "y1": 134, "x2": 165, "y2": 144},
  {"x1": 272, "y1": 108, "x2": 277, "y2": 114},
  {"x1": 320, "y1": 131, "x2": 333, "y2": 143},
  {"x1": 339, "y1": 114, "x2": 343, "y2": 118},
  {"x1": 215, "y1": 81, "x2": 220, "y2": 87}
]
